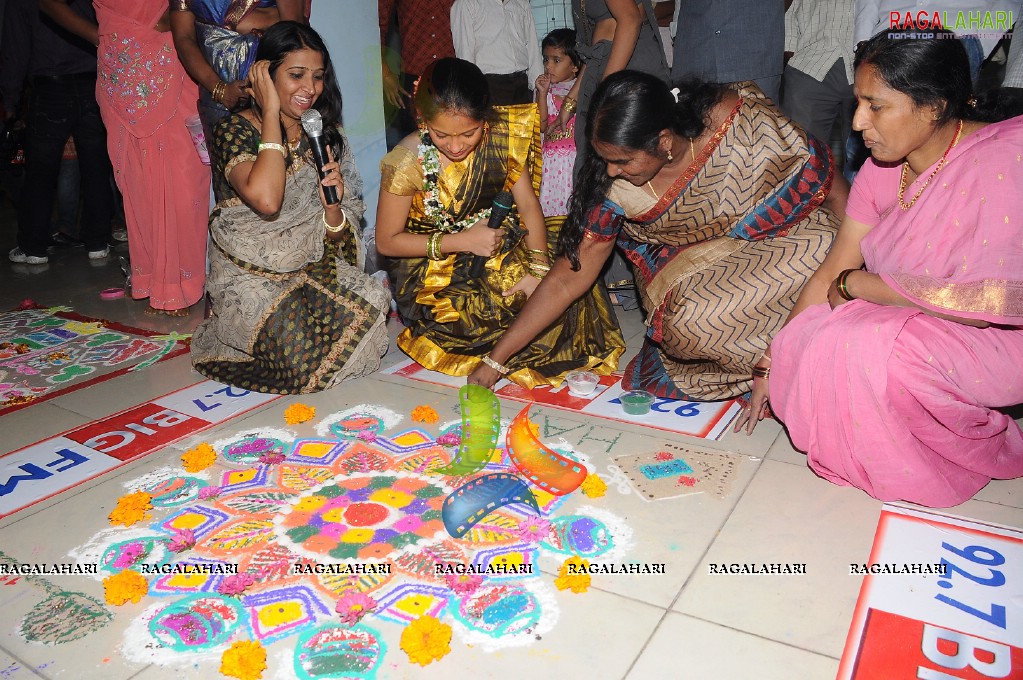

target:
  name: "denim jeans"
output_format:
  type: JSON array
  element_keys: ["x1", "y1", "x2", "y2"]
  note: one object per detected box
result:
[{"x1": 18, "y1": 73, "x2": 113, "y2": 256}]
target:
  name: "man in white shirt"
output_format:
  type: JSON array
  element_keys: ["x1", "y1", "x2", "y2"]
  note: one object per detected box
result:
[
  {"x1": 451, "y1": 0, "x2": 543, "y2": 105},
  {"x1": 782, "y1": 0, "x2": 855, "y2": 144}
]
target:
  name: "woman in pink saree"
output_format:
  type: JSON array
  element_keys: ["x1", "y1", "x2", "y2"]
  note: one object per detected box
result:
[
  {"x1": 42, "y1": 0, "x2": 210, "y2": 315},
  {"x1": 736, "y1": 30, "x2": 1023, "y2": 507}
]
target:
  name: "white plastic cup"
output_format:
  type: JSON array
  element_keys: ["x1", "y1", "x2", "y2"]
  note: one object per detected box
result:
[{"x1": 185, "y1": 115, "x2": 211, "y2": 166}]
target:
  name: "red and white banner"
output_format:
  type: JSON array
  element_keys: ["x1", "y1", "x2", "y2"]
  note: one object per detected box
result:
[
  {"x1": 840, "y1": 505, "x2": 1023, "y2": 680},
  {"x1": 0, "y1": 381, "x2": 278, "y2": 518}
]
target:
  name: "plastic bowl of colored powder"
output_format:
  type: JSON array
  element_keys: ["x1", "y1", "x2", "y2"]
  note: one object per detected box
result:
[
  {"x1": 565, "y1": 370, "x2": 599, "y2": 396},
  {"x1": 620, "y1": 390, "x2": 655, "y2": 415}
]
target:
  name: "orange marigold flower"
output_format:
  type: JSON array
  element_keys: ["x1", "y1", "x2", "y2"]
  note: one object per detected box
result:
[
  {"x1": 108, "y1": 491, "x2": 153, "y2": 527},
  {"x1": 284, "y1": 403, "x2": 316, "y2": 425},
  {"x1": 181, "y1": 442, "x2": 217, "y2": 473},
  {"x1": 411, "y1": 405, "x2": 439, "y2": 424},
  {"x1": 220, "y1": 640, "x2": 267, "y2": 680},
  {"x1": 400, "y1": 615, "x2": 452, "y2": 666},
  {"x1": 103, "y1": 569, "x2": 148, "y2": 605},
  {"x1": 580, "y1": 473, "x2": 607, "y2": 498},
  {"x1": 554, "y1": 555, "x2": 591, "y2": 593}
]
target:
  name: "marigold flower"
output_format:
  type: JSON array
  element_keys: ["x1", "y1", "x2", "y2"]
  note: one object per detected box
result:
[
  {"x1": 335, "y1": 591, "x2": 377, "y2": 625},
  {"x1": 103, "y1": 569, "x2": 148, "y2": 605},
  {"x1": 220, "y1": 640, "x2": 267, "y2": 680},
  {"x1": 411, "y1": 405, "x2": 439, "y2": 424},
  {"x1": 182, "y1": 443, "x2": 216, "y2": 473},
  {"x1": 108, "y1": 491, "x2": 153, "y2": 527},
  {"x1": 284, "y1": 403, "x2": 315, "y2": 425},
  {"x1": 400, "y1": 615, "x2": 452, "y2": 666},
  {"x1": 554, "y1": 556, "x2": 591, "y2": 593},
  {"x1": 580, "y1": 473, "x2": 607, "y2": 498}
]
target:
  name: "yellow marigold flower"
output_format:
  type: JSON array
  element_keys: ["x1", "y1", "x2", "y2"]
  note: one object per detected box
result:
[
  {"x1": 580, "y1": 473, "x2": 607, "y2": 498},
  {"x1": 411, "y1": 405, "x2": 439, "y2": 424},
  {"x1": 400, "y1": 615, "x2": 452, "y2": 666},
  {"x1": 108, "y1": 491, "x2": 153, "y2": 527},
  {"x1": 182, "y1": 442, "x2": 217, "y2": 473},
  {"x1": 283, "y1": 403, "x2": 316, "y2": 425},
  {"x1": 103, "y1": 570, "x2": 149, "y2": 605},
  {"x1": 220, "y1": 640, "x2": 267, "y2": 680},
  {"x1": 554, "y1": 556, "x2": 591, "y2": 593}
]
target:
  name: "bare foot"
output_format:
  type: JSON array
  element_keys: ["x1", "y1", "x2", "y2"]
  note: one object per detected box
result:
[{"x1": 145, "y1": 306, "x2": 190, "y2": 317}]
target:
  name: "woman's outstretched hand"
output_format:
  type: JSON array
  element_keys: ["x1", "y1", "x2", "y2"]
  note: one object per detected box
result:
[
  {"x1": 245, "y1": 60, "x2": 278, "y2": 114},
  {"x1": 733, "y1": 361, "x2": 771, "y2": 436},
  {"x1": 467, "y1": 363, "x2": 502, "y2": 389}
]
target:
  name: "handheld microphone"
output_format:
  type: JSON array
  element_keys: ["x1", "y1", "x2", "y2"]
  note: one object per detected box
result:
[
  {"x1": 300, "y1": 109, "x2": 339, "y2": 205},
  {"x1": 467, "y1": 191, "x2": 514, "y2": 278}
]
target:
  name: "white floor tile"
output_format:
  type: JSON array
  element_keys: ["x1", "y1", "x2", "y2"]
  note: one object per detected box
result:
[
  {"x1": 625, "y1": 613, "x2": 839, "y2": 680},
  {"x1": 673, "y1": 459, "x2": 884, "y2": 658}
]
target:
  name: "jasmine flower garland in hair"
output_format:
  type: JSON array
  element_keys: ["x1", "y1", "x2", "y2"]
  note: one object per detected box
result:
[{"x1": 418, "y1": 131, "x2": 491, "y2": 234}]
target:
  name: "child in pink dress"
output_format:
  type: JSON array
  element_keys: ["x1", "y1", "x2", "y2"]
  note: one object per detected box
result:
[{"x1": 536, "y1": 29, "x2": 580, "y2": 217}]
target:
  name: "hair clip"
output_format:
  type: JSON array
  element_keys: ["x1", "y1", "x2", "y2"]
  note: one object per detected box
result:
[
  {"x1": 967, "y1": 96, "x2": 978, "y2": 108},
  {"x1": 670, "y1": 87, "x2": 680, "y2": 103}
]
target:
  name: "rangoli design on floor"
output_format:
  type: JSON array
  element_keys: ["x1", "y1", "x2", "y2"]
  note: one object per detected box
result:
[
  {"x1": 63, "y1": 398, "x2": 632, "y2": 677},
  {"x1": 0, "y1": 304, "x2": 190, "y2": 415}
]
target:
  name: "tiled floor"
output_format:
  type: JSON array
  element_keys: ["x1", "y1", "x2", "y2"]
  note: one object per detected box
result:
[{"x1": 1, "y1": 244, "x2": 1021, "y2": 680}]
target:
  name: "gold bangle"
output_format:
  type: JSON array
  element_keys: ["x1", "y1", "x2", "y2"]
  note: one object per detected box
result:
[
  {"x1": 752, "y1": 365, "x2": 771, "y2": 380},
  {"x1": 212, "y1": 80, "x2": 227, "y2": 105},
  {"x1": 427, "y1": 232, "x2": 444, "y2": 260},
  {"x1": 836, "y1": 269, "x2": 857, "y2": 301},
  {"x1": 527, "y1": 264, "x2": 550, "y2": 278},
  {"x1": 258, "y1": 142, "x2": 287, "y2": 158},
  {"x1": 323, "y1": 210, "x2": 347, "y2": 234},
  {"x1": 481, "y1": 355, "x2": 510, "y2": 375},
  {"x1": 562, "y1": 100, "x2": 577, "y2": 114}
]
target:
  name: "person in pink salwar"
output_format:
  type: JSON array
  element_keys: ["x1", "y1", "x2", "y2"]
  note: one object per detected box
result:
[
  {"x1": 41, "y1": 0, "x2": 210, "y2": 316},
  {"x1": 735, "y1": 29, "x2": 1023, "y2": 507}
]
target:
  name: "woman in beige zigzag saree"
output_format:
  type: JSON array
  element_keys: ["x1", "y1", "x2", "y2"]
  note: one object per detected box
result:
[{"x1": 469, "y1": 70, "x2": 844, "y2": 400}]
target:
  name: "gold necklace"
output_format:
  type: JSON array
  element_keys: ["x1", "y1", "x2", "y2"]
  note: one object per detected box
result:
[
  {"x1": 897, "y1": 119, "x2": 963, "y2": 211},
  {"x1": 647, "y1": 137, "x2": 699, "y2": 200}
]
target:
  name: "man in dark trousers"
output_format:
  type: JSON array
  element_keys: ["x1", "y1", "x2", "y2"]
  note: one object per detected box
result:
[{"x1": 1, "y1": 0, "x2": 113, "y2": 264}]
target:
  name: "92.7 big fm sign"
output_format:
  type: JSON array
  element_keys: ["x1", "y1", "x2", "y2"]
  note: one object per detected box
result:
[{"x1": 840, "y1": 506, "x2": 1022, "y2": 680}]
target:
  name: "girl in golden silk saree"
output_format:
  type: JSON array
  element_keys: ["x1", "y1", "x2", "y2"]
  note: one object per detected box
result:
[
  {"x1": 376, "y1": 58, "x2": 624, "y2": 388},
  {"x1": 469, "y1": 71, "x2": 840, "y2": 399},
  {"x1": 752, "y1": 31, "x2": 1023, "y2": 507}
]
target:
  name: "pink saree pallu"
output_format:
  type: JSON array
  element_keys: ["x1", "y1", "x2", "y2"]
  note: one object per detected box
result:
[{"x1": 770, "y1": 116, "x2": 1023, "y2": 507}]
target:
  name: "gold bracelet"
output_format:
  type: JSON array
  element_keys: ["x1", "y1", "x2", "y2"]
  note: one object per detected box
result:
[
  {"x1": 323, "y1": 210, "x2": 347, "y2": 234},
  {"x1": 481, "y1": 355, "x2": 510, "y2": 375},
  {"x1": 561, "y1": 97, "x2": 577, "y2": 114},
  {"x1": 752, "y1": 365, "x2": 771, "y2": 380},
  {"x1": 427, "y1": 232, "x2": 444, "y2": 260},
  {"x1": 836, "y1": 269, "x2": 857, "y2": 301},
  {"x1": 527, "y1": 263, "x2": 550, "y2": 278},
  {"x1": 257, "y1": 142, "x2": 287, "y2": 158},
  {"x1": 212, "y1": 80, "x2": 227, "y2": 105}
]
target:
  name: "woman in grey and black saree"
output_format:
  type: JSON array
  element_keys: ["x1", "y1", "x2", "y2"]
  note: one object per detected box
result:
[{"x1": 191, "y1": 22, "x2": 390, "y2": 394}]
